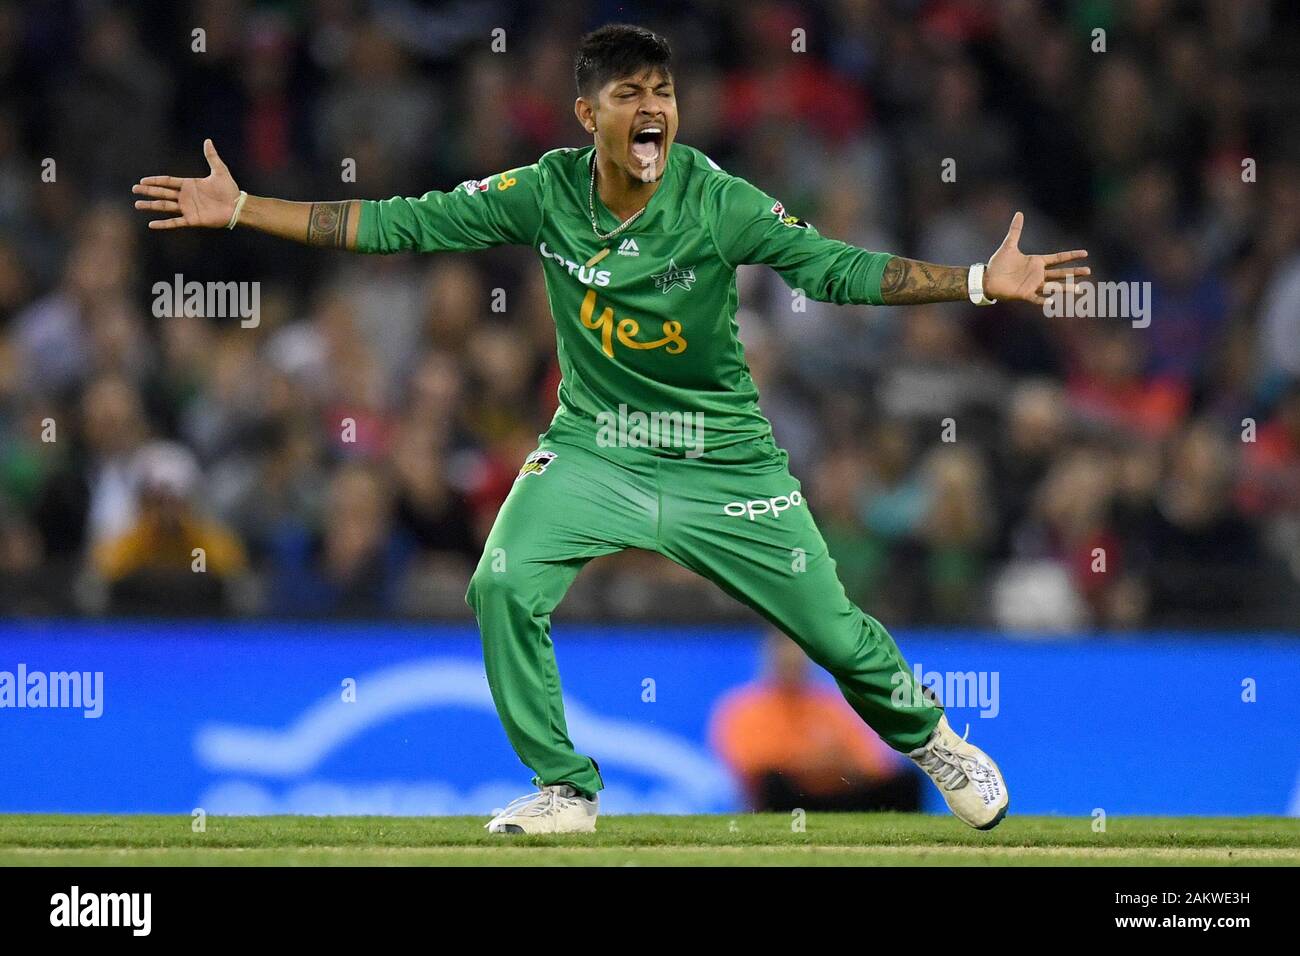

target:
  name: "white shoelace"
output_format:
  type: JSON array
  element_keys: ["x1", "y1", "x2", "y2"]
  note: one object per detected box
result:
[
  {"x1": 916, "y1": 746, "x2": 972, "y2": 790},
  {"x1": 914, "y1": 724, "x2": 992, "y2": 792},
  {"x1": 494, "y1": 786, "x2": 580, "y2": 820}
]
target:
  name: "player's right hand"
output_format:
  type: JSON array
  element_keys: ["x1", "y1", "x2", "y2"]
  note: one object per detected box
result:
[{"x1": 132, "y1": 139, "x2": 241, "y2": 230}]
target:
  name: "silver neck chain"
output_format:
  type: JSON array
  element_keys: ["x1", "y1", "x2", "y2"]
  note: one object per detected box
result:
[{"x1": 588, "y1": 152, "x2": 647, "y2": 242}]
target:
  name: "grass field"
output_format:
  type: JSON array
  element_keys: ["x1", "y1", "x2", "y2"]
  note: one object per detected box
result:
[{"x1": 1, "y1": 814, "x2": 1297, "y2": 866}]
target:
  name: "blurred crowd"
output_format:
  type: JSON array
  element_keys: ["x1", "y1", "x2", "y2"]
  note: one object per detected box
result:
[{"x1": 1, "y1": 0, "x2": 1298, "y2": 629}]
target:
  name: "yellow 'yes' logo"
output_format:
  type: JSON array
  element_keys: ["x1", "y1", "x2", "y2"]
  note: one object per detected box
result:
[{"x1": 579, "y1": 289, "x2": 686, "y2": 358}]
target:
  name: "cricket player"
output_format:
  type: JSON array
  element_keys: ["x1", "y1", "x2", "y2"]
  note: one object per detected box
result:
[{"x1": 133, "y1": 24, "x2": 1088, "y2": 833}]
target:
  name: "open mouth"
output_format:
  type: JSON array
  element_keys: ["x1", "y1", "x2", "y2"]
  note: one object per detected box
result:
[{"x1": 631, "y1": 126, "x2": 664, "y2": 169}]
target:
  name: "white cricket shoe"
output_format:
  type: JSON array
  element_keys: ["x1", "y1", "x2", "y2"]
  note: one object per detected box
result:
[
  {"x1": 485, "y1": 784, "x2": 599, "y2": 834},
  {"x1": 908, "y1": 714, "x2": 1009, "y2": 830}
]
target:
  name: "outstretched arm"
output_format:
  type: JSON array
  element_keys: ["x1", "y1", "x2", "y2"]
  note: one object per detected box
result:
[
  {"x1": 714, "y1": 174, "x2": 1089, "y2": 308},
  {"x1": 134, "y1": 140, "x2": 544, "y2": 254},
  {"x1": 879, "y1": 212, "x2": 1088, "y2": 306},
  {"x1": 241, "y1": 197, "x2": 360, "y2": 248},
  {"x1": 132, "y1": 139, "x2": 361, "y2": 248}
]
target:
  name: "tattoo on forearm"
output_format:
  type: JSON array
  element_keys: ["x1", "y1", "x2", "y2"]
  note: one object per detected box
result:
[
  {"x1": 880, "y1": 256, "x2": 968, "y2": 304},
  {"x1": 307, "y1": 202, "x2": 351, "y2": 248}
]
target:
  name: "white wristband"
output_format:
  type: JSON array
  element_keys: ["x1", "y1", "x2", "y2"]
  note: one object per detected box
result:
[
  {"x1": 226, "y1": 190, "x2": 249, "y2": 230},
  {"x1": 967, "y1": 262, "x2": 997, "y2": 305}
]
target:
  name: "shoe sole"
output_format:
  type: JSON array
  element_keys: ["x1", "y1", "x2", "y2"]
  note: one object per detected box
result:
[
  {"x1": 974, "y1": 800, "x2": 1009, "y2": 831},
  {"x1": 968, "y1": 746, "x2": 1009, "y2": 831},
  {"x1": 487, "y1": 823, "x2": 599, "y2": 834}
]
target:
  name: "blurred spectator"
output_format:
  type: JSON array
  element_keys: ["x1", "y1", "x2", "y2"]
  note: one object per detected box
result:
[
  {"x1": 991, "y1": 380, "x2": 1067, "y2": 557},
  {"x1": 1135, "y1": 423, "x2": 1271, "y2": 626},
  {"x1": 919, "y1": 444, "x2": 993, "y2": 622},
  {"x1": 1237, "y1": 380, "x2": 1300, "y2": 519},
  {"x1": 91, "y1": 441, "x2": 248, "y2": 616},
  {"x1": 710, "y1": 631, "x2": 921, "y2": 812},
  {"x1": 265, "y1": 461, "x2": 412, "y2": 617},
  {"x1": 12, "y1": 204, "x2": 137, "y2": 396},
  {"x1": 51, "y1": 7, "x2": 167, "y2": 199},
  {"x1": 1066, "y1": 323, "x2": 1189, "y2": 442},
  {"x1": 31, "y1": 373, "x2": 151, "y2": 566},
  {"x1": 810, "y1": 442, "x2": 885, "y2": 612}
]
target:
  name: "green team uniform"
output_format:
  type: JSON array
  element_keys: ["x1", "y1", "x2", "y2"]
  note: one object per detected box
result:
[{"x1": 357, "y1": 144, "x2": 941, "y2": 799}]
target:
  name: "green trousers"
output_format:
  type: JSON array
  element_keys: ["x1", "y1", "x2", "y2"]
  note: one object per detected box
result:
[{"x1": 465, "y1": 430, "x2": 942, "y2": 799}]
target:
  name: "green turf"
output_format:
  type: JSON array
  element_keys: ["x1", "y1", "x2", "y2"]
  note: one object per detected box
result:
[{"x1": 1, "y1": 814, "x2": 1296, "y2": 866}]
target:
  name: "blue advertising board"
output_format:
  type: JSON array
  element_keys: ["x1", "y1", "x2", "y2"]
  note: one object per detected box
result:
[{"x1": 1, "y1": 621, "x2": 1296, "y2": 816}]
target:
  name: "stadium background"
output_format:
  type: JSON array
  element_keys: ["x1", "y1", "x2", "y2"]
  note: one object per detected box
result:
[{"x1": 1, "y1": 0, "x2": 1298, "y2": 816}]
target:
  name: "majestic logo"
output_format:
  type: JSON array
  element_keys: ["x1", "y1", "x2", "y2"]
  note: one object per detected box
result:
[
  {"x1": 496, "y1": 171, "x2": 519, "y2": 191},
  {"x1": 617, "y1": 237, "x2": 640, "y2": 257},
  {"x1": 580, "y1": 289, "x2": 686, "y2": 358},
  {"x1": 652, "y1": 258, "x2": 696, "y2": 293},
  {"x1": 723, "y1": 490, "x2": 805, "y2": 521},
  {"x1": 771, "y1": 199, "x2": 809, "y2": 228},
  {"x1": 517, "y1": 450, "x2": 557, "y2": 479}
]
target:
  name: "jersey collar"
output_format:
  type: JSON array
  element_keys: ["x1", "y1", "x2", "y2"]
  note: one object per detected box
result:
[{"x1": 587, "y1": 143, "x2": 677, "y2": 235}]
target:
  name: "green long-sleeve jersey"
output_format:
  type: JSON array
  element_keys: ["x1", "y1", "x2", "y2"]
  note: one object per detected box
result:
[{"x1": 356, "y1": 143, "x2": 893, "y2": 455}]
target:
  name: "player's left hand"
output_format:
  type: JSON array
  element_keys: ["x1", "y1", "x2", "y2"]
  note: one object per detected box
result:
[{"x1": 984, "y1": 211, "x2": 1089, "y2": 306}]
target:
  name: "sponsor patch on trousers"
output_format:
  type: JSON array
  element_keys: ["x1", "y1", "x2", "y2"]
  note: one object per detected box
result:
[{"x1": 723, "y1": 490, "x2": 804, "y2": 520}]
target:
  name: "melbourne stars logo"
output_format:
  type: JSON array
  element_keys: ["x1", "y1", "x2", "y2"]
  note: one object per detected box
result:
[{"x1": 652, "y1": 258, "x2": 696, "y2": 294}]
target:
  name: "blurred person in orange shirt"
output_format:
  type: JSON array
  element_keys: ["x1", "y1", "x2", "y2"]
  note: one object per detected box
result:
[
  {"x1": 710, "y1": 631, "x2": 921, "y2": 813},
  {"x1": 92, "y1": 441, "x2": 248, "y2": 616}
]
